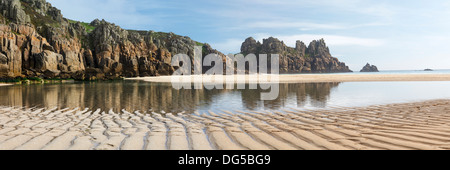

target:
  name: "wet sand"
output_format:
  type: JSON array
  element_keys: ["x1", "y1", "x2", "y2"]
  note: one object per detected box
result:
[
  {"x1": 1, "y1": 99, "x2": 450, "y2": 150},
  {"x1": 128, "y1": 74, "x2": 450, "y2": 83}
]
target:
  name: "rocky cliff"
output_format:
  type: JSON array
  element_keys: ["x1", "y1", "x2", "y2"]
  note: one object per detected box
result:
[
  {"x1": 1, "y1": 0, "x2": 352, "y2": 80},
  {"x1": 0, "y1": 0, "x2": 226, "y2": 80},
  {"x1": 241, "y1": 37, "x2": 352, "y2": 73},
  {"x1": 360, "y1": 63, "x2": 379, "y2": 72}
]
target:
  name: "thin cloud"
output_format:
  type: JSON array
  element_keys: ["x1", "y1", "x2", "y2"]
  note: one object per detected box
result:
[
  {"x1": 210, "y1": 39, "x2": 244, "y2": 54},
  {"x1": 302, "y1": 0, "x2": 397, "y2": 18},
  {"x1": 252, "y1": 34, "x2": 385, "y2": 47},
  {"x1": 248, "y1": 22, "x2": 346, "y2": 30},
  {"x1": 240, "y1": 21, "x2": 389, "y2": 31},
  {"x1": 205, "y1": 0, "x2": 397, "y2": 20},
  {"x1": 212, "y1": 34, "x2": 384, "y2": 54},
  {"x1": 47, "y1": 0, "x2": 159, "y2": 29}
]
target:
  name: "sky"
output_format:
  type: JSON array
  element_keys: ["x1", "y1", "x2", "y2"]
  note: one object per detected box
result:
[{"x1": 47, "y1": 0, "x2": 450, "y2": 71}]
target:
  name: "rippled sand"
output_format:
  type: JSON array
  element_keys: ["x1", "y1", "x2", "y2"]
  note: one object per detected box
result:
[{"x1": 1, "y1": 100, "x2": 450, "y2": 150}]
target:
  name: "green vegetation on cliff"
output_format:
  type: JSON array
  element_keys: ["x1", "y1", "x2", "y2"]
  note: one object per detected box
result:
[
  {"x1": 20, "y1": 1, "x2": 60, "y2": 29},
  {"x1": 68, "y1": 19, "x2": 96, "y2": 33}
]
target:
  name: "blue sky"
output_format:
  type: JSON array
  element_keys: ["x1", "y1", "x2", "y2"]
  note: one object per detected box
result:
[{"x1": 48, "y1": 0, "x2": 450, "y2": 71}]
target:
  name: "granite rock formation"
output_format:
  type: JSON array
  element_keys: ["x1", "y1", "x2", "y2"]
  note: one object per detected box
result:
[
  {"x1": 240, "y1": 37, "x2": 352, "y2": 73},
  {"x1": 1, "y1": 0, "x2": 352, "y2": 80},
  {"x1": 0, "y1": 0, "x2": 225, "y2": 80},
  {"x1": 360, "y1": 63, "x2": 379, "y2": 72}
]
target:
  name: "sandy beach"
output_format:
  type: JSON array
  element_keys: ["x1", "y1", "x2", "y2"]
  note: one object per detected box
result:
[
  {"x1": 1, "y1": 99, "x2": 450, "y2": 150},
  {"x1": 128, "y1": 73, "x2": 450, "y2": 83},
  {"x1": 0, "y1": 84, "x2": 12, "y2": 86}
]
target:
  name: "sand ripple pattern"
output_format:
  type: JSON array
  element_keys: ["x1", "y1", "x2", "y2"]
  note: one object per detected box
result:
[{"x1": 1, "y1": 100, "x2": 450, "y2": 150}]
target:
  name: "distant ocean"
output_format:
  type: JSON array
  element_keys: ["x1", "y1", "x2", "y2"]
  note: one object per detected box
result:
[{"x1": 288, "y1": 69, "x2": 450, "y2": 75}]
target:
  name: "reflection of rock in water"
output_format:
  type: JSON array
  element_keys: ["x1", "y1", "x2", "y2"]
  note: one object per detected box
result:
[
  {"x1": 0, "y1": 81, "x2": 340, "y2": 112},
  {"x1": 240, "y1": 82, "x2": 340, "y2": 109},
  {"x1": 302, "y1": 83, "x2": 340, "y2": 108},
  {"x1": 0, "y1": 81, "x2": 230, "y2": 113}
]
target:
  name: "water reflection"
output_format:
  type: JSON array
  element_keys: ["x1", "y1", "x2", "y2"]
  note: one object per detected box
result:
[
  {"x1": 240, "y1": 83, "x2": 340, "y2": 110},
  {"x1": 0, "y1": 81, "x2": 340, "y2": 113}
]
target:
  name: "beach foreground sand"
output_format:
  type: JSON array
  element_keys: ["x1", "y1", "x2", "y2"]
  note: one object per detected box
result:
[
  {"x1": 1, "y1": 99, "x2": 450, "y2": 150},
  {"x1": 128, "y1": 73, "x2": 450, "y2": 83}
]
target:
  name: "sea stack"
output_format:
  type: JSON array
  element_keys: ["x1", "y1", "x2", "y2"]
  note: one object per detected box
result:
[
  {"x1": 240, "y1": 37, "x2": 352, "y2": 73},
  {"x1": 360, "y1": 63, "x2": 379, "y2": 72}
]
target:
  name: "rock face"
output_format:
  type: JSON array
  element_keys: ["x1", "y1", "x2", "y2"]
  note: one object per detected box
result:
[
  {"x1": 0, "y1": 0, "x2": 91, "y2": 79},
  {"x1": 0, "y1": 0, "x2": 31, "y2": 24},
  {"x1": 360, "y1": 63, "x2": 379, "y2": 72},
  {"x1": 1, "y1": 0, "x2": 352, "y2": 80},
  {"x1": 0, "y1": 0, "x2": 225, "y2": 80},
  {"x1": 241, "y1": 37, "x2": 352, "y2": 73}
]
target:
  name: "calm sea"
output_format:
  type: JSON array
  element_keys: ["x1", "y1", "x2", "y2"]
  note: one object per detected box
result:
[
  {"x1": 329, "y1": 69, "x2": 450, "y2": 75},
  {"x1": 1, "y1": 70, "x2": 450, "y2": 114}
]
